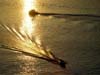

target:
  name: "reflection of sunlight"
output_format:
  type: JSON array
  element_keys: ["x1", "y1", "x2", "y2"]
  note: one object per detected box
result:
[
  {"x1": 20, "y1": 0, "x2": 45, "y2": 56},
  {"x1": 19, "y1": 0, "x2": 38, "y2": 56},
  {"x1": 17, "y1": 1, "x2": 38, "y2": 72},
  {"x1": 19, "y1": 0, "x2": 48, "y2": 58},
  {"x1": 17, "y1": 54, "x2": 37, "y2": 74},
  {"x1": 21, "y1": 0, "x2": 35, "y2": 38}
]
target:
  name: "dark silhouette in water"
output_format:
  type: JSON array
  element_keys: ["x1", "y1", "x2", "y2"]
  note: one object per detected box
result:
[
  {"x1": 29, "y1": 10, "x2": 57, "y2": 17},
  {"x1": 0, "y1": 45, "x2": 67, "y2": 69},
  {"x1": 59, "y1": 59, "x2": 67, "y2": 68},
  {"x1": 29, "y1": 10, "x2": 100, "y2": 18}
]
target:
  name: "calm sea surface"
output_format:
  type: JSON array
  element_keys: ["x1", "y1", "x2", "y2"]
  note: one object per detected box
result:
[{"x1": 0, "y1": 0, "x2": 100, "y2": 75}]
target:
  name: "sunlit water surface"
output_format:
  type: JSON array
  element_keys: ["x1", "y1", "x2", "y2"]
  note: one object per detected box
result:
[{"x1": 0, "y1": 0, "x2": 100, "y2": 75}]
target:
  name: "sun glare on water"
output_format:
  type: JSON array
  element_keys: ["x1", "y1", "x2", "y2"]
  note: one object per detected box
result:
[
  {"x1": 19, "y1": 0, "x2": 44, "y2": 55},
  {"x1": 15, "y1": 0, "x2": 48, "y2": 57},
  {"x1": 21, "y1": 0, "x2": 35, "y2": 38},
  {"x1": 17, "y1": 0, "x2": 38, "y2": 52}
]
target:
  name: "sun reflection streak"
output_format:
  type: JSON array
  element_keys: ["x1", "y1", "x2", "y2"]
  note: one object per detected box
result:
[
  {"x1": 18, "y1": 0, "x2": 40, "y2": 57},
  {"x1": 19, "y1": 0, "x2": 45, "y2": 56},
  {"x1": 21, "y1": 0, "x2": 35, "y2": 38},
  {"x1": 19, "y1": 0, "x2": 51, "y2": 59}
]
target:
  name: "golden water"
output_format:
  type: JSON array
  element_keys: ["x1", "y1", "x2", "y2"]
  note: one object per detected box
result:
[{"x1": 0, "y1": 0, "x2": 100, "y2": 75}]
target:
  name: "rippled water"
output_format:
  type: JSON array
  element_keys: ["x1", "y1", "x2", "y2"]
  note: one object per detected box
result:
[{"x1": 0, "y1": 0, "x2": 100, "y2": 75}]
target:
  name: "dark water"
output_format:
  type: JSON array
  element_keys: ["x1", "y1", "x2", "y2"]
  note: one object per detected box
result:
[{"x1": 0, "y1": 0, "x2": 100, "y2": 75}]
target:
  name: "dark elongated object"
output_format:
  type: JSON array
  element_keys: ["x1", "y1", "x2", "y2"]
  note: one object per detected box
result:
[{"x1": 29, "y1": 10, "x2": 100, "y2": 18}]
